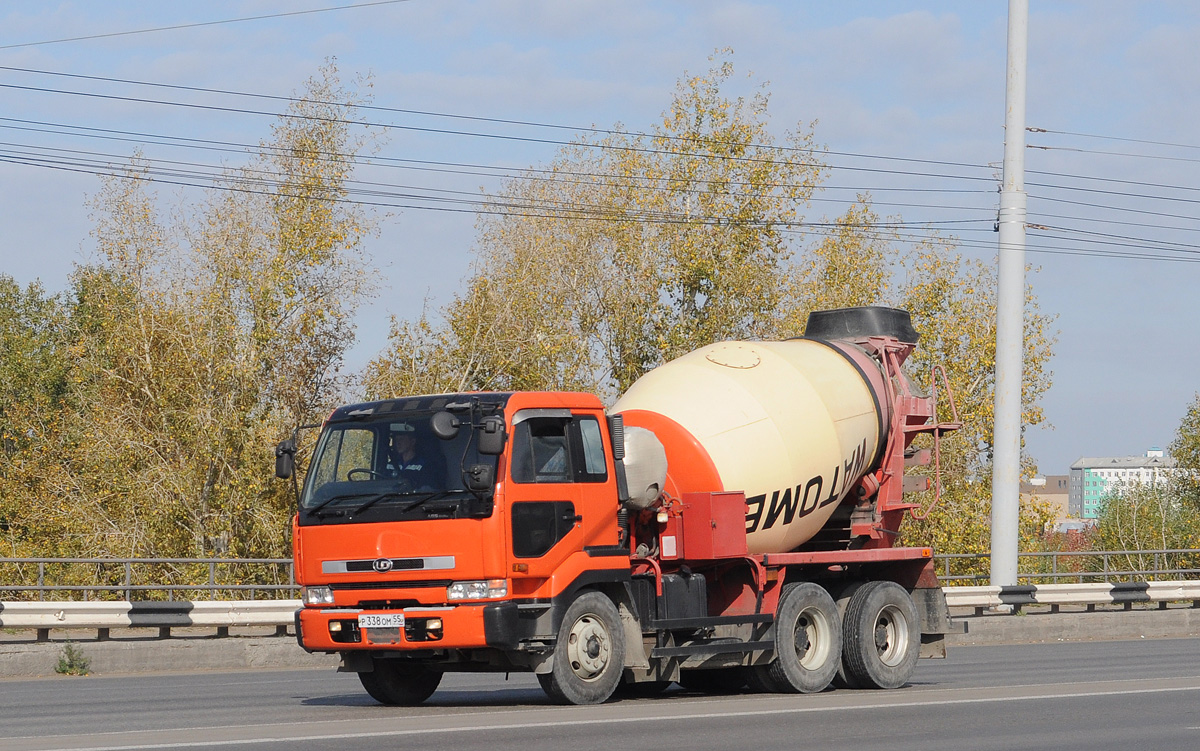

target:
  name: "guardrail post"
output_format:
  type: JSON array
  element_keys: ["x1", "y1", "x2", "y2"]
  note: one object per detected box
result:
[
  {"x1": 36, "y1": 628, "x2": 49, "y2": 642},
  {"x1": 216, "y1": 626, "x2": 229, "y2": 638},
  {"x1": 97, "y1": 627, "x2": 110, "y2": 641},
  {"x1": 159, "y1": 627, "x2": 171, "y2": 638}
]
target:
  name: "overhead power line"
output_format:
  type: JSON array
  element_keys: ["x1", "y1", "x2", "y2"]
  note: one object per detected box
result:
[
  {"x1": 9, "y1": 148, "x2": 1199, "y2": 265},
  {"x1": 1029, "y1": 126, "x2": 1200, "y2": 152},
  {"x1": 0, "y1": 146, "x2": 993, "y2": 231},
  {"x1": 6, "y1": 69, "x2": 1200, "y2": 266},
  {"x1": 1028, "y1": 143, "x2": 1200, "y2": 166},
  {"x1": 0, "y1": 64, "x2": 997, "y2": 177},
  {"x1": 8, "y1": 148, "x2": 1197, "y2": 265},
  {"x1": 0, "y1": 116, "x2": 993, "y2": 203},
  {"x1": 16, "y1": 65, "x2": 1200, "y2": 204},
  {"x1": 0, "y1": 1, "x2": 414, "y2": 51}
]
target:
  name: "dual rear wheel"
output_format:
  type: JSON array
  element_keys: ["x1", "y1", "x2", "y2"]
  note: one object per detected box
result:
[{"x1": 749, "y1": 580, "x2": 921, "y2": 693}]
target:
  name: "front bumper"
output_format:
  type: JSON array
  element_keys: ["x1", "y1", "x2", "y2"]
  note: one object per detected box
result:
[{"x1": 297, "y1": 603, "x2": 490, "y2": 651}]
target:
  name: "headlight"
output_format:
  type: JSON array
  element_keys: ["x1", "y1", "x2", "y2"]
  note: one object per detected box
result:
[
  {"x1": 302, "y1": 585, "x2": 334, "y2": 606},
  {"x1": 447, "y1": 579, "x2": 507, "y2": 600}
]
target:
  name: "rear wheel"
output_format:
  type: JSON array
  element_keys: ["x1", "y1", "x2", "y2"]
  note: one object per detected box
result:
[
  {"x1": 749, "y1": 582, "x2": 840, "y2": 693},
  {"x1": 358, "y1": 659, "x2": 442, "y2": 705},
  {"x1": 841, "y1": 580, "x2": 920, "y2": 689},
  {"x1": 538, "y1": 591, "x2": 625, "y2": 705}
]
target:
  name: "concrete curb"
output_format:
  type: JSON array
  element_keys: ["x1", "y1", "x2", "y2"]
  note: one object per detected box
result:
[
  {"x1": 949, "y1": 606, "x2": 1200, "y2": 646},
  {"x1": 0, "y1": 633, "x2": 337, "y2": 679},
  {"x1": 5, "y1": 607, "x2": 1200, "y2": 679}
]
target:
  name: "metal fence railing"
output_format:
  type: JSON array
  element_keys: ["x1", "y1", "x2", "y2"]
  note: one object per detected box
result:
[
  {"x1": 935, "y1": 549, "x2": 1200, "y2": 584},
  {"x1": 4, "y1": 550, "x2": 1200, "y2": 600},
  {"x1": 0, "y1": 558, "x2": 296, "y2": 602}
]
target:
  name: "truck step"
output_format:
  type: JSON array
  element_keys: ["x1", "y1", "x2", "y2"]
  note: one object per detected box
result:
[{"x1": 650, "y1": 639, "x2": 773, "y2": 658}]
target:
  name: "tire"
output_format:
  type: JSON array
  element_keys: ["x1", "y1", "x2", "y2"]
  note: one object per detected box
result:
[
  {"x1": 841, "y1": 580, "x2": 921, "y2": 690},
  {"x1": 749, "y1": 582, "x2": 841, "y2": 693},
  {"x1": 832, "y1": 581, "x2": 865, "y2": 689},
  {"x1": 358, "y1": 659, "x2": 442, "y2": 705},
  {"x1": 538, "y1": 591, "x2": 626, "y2": 705}
]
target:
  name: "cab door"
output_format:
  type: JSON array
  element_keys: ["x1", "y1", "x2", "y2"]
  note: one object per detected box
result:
[{"x1": 505, "y1": 409, "x2": 611, "y2": 582}]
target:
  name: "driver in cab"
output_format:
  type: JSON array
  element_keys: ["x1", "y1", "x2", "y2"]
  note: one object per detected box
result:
[{"x1": 385, "y1": 422, "x2": 439, "y2": 490}]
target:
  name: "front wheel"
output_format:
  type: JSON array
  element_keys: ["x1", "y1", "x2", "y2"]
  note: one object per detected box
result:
[
  {"x1": 749, "y1": 582, "x2": 840, "y2": 693},
  {"x1": 538, "y1": 591, "x2": 625, "y2": 705},
  {"x1": 841, "y1": 580, "x2": 920, "y2": 689},
  {"x1": 358, "y1": 659, "x2": 442, "y2": 705}
]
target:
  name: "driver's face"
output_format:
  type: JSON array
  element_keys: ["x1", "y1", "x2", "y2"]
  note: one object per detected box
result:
[{"x1": 392, "y1": 433, "x2": 415, "y2": 454}]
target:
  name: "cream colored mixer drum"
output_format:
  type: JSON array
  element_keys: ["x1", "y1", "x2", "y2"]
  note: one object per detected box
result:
[{"x1": 613, "y1": 338, "x2": 889, "y2": 555}]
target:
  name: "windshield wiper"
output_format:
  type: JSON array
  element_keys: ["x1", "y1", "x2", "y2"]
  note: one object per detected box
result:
[
  {"x1": 349, "y1": 491, "x2": 418, "y2": 516},
  {"x1": 304, "y1": 491, "x2": 376, "y2": 517},
  {"x1": 354, "y1": 489, "x2": 465, "y2": 517}
]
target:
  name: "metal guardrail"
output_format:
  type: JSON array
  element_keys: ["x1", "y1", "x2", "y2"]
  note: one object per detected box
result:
[
  {"x1": 936, "y1": 549, "x2": 1200, "y2": 583},
  {"x1": 4, "y1": 580, "x2": 1200, "y2": 641},
  {"x1": 943, "y1": 580, "x2": 1200, "y2": 614},
  {"x1": 0, "y1": 558, "x2": 297, "y2": 601},
  {"x1": 0, "y1": 599, "x2": 301, "y2": 641},
  {"x1": 5, "y1": 551, "x2": 1200, "y2": 599}
]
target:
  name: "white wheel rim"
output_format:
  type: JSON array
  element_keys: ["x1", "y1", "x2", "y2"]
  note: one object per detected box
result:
[
  {"x1": 566, "y1": 614, "x2": 611, "y2": 681},
  {"x1": 874, "y1": 604, "x2": 910, "y2": 667},
  {"x1": 795, "y1": 606, "x2": 833, "y2": 670}
]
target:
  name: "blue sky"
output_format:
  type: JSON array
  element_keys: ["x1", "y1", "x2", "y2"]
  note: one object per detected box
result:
[{"x1": 3, "y1": 1, "x2": 1199, "y2": 476}]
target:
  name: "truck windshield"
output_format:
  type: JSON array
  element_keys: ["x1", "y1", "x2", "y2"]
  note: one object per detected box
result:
[{"x1": 297, "y1": 412, "x2": 498, "y2": 524}]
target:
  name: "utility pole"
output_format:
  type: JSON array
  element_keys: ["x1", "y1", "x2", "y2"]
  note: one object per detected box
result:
[{"x1": 991, "y1": 0, "x2": 1028, "y2": 589}]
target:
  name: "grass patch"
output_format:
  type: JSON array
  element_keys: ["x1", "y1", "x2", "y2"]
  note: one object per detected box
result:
[{"x1": 55, "y1": 642, "x2": 91, "y2": 676}]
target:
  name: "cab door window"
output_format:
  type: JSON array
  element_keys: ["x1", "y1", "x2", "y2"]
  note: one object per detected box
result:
[{"x1": 510, "y1": 415, "x2": 607, "y2": 484}]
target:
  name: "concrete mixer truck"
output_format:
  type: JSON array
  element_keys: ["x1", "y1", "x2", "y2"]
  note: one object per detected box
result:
[{"x1": 277, "y1": 306, "x2": 963, "y2": 705}]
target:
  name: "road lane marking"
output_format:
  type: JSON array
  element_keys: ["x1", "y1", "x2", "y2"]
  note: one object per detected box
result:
[{"x1": 14, "y1": 681, "x2": 1200, "y2": 751}]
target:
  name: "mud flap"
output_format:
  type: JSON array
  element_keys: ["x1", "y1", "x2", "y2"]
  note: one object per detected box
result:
[{"x1": 912, "y1": 586, "x2": 966, "y2": 659}]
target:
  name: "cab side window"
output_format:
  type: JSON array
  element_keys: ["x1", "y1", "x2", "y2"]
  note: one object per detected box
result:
[{"x1": 510, "y1": 415, "x2": 607, "y2": 484}]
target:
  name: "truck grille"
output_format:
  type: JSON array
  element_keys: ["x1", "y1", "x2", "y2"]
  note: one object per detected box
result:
[{"x1": 330, "y1": 579, "x2": 452, "y2": 591}]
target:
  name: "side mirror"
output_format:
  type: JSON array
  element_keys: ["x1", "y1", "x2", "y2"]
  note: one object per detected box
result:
[
  {"x1": 465, "y1": 463, "x2": 494, "y2": 491},
  {"x1": 430, "y1": 411, "x2": 462, "y2": 440},
  {"x1": 275, "y1": 439, "x2": 296, "y2": 479},
  {"x1": 477, "y1": 416, "x2": 506, "y2": 455}
]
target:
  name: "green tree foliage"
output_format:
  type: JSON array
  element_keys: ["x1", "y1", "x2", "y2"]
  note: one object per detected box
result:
[
  {"x1": 0, "y1": 278, "x2": 72, "y2": 555},
  {"x1": 1093, "y1": 478, "x2": 1200, "y2": 578},
  {"x1": 1170, "y1": 394, "x2": 1200, "y2": 500},
  {"x1": 367, "y1": 54, "x2": 825, "y2": 398},
  {"x1": 0, "y1": 62, "x2": 375, "y2": 562},
  {"x1": 365, "y1": 53, "x2": 1057, "y2": 556}
]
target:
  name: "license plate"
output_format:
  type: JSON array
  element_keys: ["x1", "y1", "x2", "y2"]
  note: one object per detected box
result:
[{"x1": 358, "y1": 613, "x2": 405, "y2": 629}]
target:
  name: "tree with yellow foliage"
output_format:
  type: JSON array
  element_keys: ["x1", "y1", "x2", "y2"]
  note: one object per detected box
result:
[
  {"x1": 1, "y1": 62, "x2": 375, "y2": 563},
  {"x1": 366, "y1": 52, "x2": 1057, "y2": 557}
]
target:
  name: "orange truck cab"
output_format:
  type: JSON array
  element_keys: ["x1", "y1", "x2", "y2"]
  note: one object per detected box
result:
[{"x1": 289, "y1": 391, "x2": 640, "y2": 703}]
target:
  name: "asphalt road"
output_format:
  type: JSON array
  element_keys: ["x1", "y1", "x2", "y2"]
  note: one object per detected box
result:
[{"x1": 4, "y1": 639, "x2": 1200, "y2": 751}]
